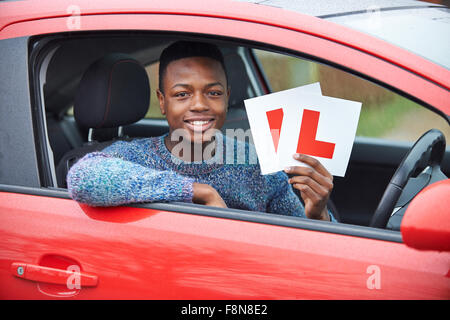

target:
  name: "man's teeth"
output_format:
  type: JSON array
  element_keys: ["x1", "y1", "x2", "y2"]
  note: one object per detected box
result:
[{"x1": 190, "y1": 120, "x2": 210, "y2": 125}]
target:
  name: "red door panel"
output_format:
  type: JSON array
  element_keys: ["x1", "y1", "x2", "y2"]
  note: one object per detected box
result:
[{"x1": 1, "y1": 191, "x2": 449, "y2": 299}]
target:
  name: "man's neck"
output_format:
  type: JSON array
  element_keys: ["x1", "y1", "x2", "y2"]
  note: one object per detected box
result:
[{"x1": 164, "y1": 134, "x2": 216, "y2": 163}]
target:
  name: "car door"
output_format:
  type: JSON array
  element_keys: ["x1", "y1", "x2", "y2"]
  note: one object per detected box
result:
[
  {"x1": 2, "y1": 187, "x2": 449, "y2": 299},
  {"x1": 0, "y1": 5, "x2": 449, "y2": 299}
]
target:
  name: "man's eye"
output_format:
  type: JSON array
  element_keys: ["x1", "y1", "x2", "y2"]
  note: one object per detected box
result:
[
  {"x1": 209, "y1": 91, "x2": 223, "y2": 96},
  {"x1": 175, "y1": 92, "x2": 189, "y2": 98}
]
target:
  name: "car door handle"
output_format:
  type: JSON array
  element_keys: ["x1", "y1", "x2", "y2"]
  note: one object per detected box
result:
[{"x1": 11, "y1": 262, "x2": 98, "y2": 287}]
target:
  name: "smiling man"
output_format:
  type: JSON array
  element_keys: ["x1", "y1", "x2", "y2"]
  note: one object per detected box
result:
[
  {"x1": 67, "y1": 40, "x2": 336, "y2": 222},
  {"x1": 157, "y1": 41, "x2": 229, "y2": 161}
]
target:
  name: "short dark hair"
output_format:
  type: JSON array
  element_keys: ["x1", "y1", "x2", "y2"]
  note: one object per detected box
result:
[{"x1": 158, "y1": 40, "x2": 228, "y2": 93}]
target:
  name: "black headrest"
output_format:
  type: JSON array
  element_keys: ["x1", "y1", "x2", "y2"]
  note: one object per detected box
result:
[
  {"x1": 74, "y1": 53, "x2": 150, "y2": 129},
  {"x1": 224, "y1": 52, "x2": 251, "y2": 109}
]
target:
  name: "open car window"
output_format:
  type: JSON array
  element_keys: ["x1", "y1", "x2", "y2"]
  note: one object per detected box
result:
[{"x1": 35, "y1": 32, "x2": 449, "y2": 236}]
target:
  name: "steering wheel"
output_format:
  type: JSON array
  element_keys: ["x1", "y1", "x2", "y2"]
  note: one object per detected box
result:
[{"x1": 370, "y1": 129, "x2": 446, "y2": 228}]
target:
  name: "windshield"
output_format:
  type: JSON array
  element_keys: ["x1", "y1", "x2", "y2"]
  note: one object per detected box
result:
[{"x1": 327, "y1": 7, "x2": 450, "y2": 69}]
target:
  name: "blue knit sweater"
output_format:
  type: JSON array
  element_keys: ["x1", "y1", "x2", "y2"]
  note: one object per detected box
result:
[{"x1": 67, "y1": 133, "x2": 335, "y2": 221}]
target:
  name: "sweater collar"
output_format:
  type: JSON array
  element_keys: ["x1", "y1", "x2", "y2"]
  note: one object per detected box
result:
[{"x1": 154, "y1": 132, "x2": 226, "y2": 175}]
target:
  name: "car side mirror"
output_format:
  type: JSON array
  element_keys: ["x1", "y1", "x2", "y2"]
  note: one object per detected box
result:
[{"x1": 400, "y1": 179, "x2": 450, "y2": 252}]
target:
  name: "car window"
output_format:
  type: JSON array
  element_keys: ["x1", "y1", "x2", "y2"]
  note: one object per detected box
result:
[
  {"x1": 327, "y1": 7, "x2": 450, "y2": 70},
  {"x1": 253, "y1": 49, "x2": 450, "y2": 143},
  {"x1": 35, "y1": 34, "x2": 449, "y2": 232}
]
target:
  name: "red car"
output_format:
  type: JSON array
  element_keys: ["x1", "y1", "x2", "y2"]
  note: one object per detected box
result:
[{"x1": 0, "y1": 0, "x2": 449, "y2": 299}]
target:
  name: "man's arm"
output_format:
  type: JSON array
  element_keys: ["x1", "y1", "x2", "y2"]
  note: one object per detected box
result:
[{"x1": 67, "y1": 151, "x2": 195, "y2": 206}]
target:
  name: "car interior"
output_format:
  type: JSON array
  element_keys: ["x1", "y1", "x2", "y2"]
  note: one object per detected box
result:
[
  {"x1": 37, "y1": 32, "x2": 450, "y2": 230},
  {"x1": 43, "y1": 34, "x2": 256, "y2": 172}
]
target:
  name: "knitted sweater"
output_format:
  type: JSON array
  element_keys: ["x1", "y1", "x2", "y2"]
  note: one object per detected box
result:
[{"x1": 67, "y1": 133, "x2": 335, "y2": 221}]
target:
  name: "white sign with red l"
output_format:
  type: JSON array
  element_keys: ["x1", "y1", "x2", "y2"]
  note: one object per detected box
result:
[{"x1": 244, "y1": 83, "x2": 362, "y2": 177}]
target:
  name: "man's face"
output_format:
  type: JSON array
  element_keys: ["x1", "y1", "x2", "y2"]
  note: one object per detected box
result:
[{"x1": 157, "y1": 56, "x2": 229, "y2": 144}]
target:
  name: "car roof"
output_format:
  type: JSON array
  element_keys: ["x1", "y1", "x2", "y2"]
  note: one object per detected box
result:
[
  {"x1": 0, "y1": 0, "x2": 448, "y2": 103},
  {"x1": 235, "y1": 0, "x2": 442, "y2": 18},
  {"x1": 0, "y1": 0, "x2": 443, "y2": 34}
]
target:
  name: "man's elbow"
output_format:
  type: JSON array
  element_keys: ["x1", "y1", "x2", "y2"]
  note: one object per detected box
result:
[{"x1": 66, "y1": 167, "x2": 100, "y2": 206}]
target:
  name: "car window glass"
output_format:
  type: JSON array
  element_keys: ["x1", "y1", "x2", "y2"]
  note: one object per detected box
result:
[
  {"x1": 327, "y1": 7, "x2": 450, "y2": 70},
  {"x1": 254, "y1": 49, "x2": 450, "y2": 143}
]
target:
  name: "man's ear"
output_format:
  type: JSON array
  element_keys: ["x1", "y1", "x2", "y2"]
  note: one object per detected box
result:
[{"x1": 156, "y1": 89, "x2": 166, "y2": 115}]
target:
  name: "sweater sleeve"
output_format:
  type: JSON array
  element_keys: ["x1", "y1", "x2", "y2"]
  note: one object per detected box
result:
[
  {"x1": 67, "y1": 145, "x2": 195, "y2": 207},
  {"x1": 266, "y1": 171, "x2": 336, "y2": 222}
]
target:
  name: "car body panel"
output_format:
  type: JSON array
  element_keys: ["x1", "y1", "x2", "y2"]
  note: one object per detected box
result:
[
  {"x1": 0, "y1": 0, "x2": 449, "y2": 94},
  {"x1": 1, "y1": 191, "x2": 449, "y2": 299}
]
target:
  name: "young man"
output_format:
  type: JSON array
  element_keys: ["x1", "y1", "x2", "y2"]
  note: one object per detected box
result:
[{"x1": 67, "y1": 41, "x2": 335, "y2": 221}]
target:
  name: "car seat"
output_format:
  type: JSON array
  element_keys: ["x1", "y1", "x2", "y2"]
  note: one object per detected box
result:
[
  {"x1": 222, "y1": 51, "x2": 252, "y2": 131},
  {"x1": 56, "y1": 53, "x2": 150, "y2": 188}
]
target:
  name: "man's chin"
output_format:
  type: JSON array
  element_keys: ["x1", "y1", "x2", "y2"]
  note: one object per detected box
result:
[
  {"x1": 189, "y1": 130, "x2": 217, "y2": 145},
  {"x1": 170, "y1": 127, "x2": 219, "y2": 144},
  {"x1": 183, "y1": 128, "x2": 219, "y2": 144}
]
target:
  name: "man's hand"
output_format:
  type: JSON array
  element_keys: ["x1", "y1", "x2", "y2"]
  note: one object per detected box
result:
[
  {"x1": 192, "y1": 183, "x2": 227, "y2": 208},
  {"x1": 284, "y1": 154, "x2": 333, "y2": 221}
]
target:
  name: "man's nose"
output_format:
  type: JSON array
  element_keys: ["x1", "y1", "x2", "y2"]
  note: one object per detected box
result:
[{"x1": 190, "y1": 92, "x2": 209, "y2": 112}]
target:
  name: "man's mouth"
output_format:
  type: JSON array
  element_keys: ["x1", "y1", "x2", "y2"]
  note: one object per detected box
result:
[
  {"x1": 184, "y1": 118, "x2": 215, "y2": 132},
  {"x1": 188, "y1": 120, "x2": 211, "y2": 125}
]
